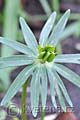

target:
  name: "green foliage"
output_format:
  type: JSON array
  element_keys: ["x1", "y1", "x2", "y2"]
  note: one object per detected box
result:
[
  {"x1": 52, "y1": 0, "x2": 60, "y2": 13},
  {"x1": 39, "y1": 0, "x2": 51, "y2": 15},
  {"x1": 0, "y1": 110, "x2": 7, "y2": 120},
  {"x1": 0, "y1": 0, "x2": 20, "y2": 91},
  {"x1": 0, "y1": 10, "x2": 80, "y2": 118}
]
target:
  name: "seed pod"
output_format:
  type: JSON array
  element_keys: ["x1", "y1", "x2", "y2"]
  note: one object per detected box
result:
[
  {"x1": 38, "y1": 45, "x2": 44, "y2": 53},
  {"x1": 45, "y1": 45, "x2": 55, "y2": 52},
  {"x1": 47, "y1": 53, "x2": 55, "y2": 62},
  {"x1": 43, "y1": 52, "x2": 51, "y2": 62},
  {"x1": 38, "y1": 51, "x2": 45, "y2": 59}
]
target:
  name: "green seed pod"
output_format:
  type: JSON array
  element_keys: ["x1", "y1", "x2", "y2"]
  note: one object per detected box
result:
[
  {"x1": 45, "y1": 45, "x2": 55, "y2": 52},
  {"x1": 37, "y1": 44, "x2": 56, "y2": 63},
  {"x1": 47, "y1": 53, "x2": 56, "y2": 62},
  {"x1": 38, "y1": 45, "x2": 44, "y2": 53},
  {"x1": 43, "y1": 52, "x2": 51, "y2": 62},
  {"x1": 38, "y1": 51, "x2": 45, "y2": 59}
]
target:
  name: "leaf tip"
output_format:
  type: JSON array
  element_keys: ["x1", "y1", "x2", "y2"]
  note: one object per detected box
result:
[
  {"x1": 19, "y1": 17, "x2": 24, "y2": 24},
  {"x1": 32, "y1": 109, "x2": 37, "y2": 117},
  {"x1": 51, "y1": 11, "x2": 57, "y2": 19},
  {"x1": 70, "y1": 102, "x2": 73, "y2": 108},
  {"x1": 0, "y1": 100, "x2": 4, "y2": 106},
  {"x1": 54, "y1": 11, "x2": 57, "y2": 15},
  {"x1": 52, "y1": 11, "x2": 56, "y2": 15},
  {"x1": 66, "y1": 9, "x2": 71, "y2": 15}
]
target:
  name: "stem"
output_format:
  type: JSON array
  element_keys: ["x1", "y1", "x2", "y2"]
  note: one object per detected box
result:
[
  {"x1": 12, "y1": 116, "x2": 19, "y2": 120},
  {"x1": 41, "y1": 108, "x2": 45, "y2": 120},
  {"x1": 52, "y1": 0, "x2": 60, "y2": 14},
  {"x1": 21, "y1": 80, "x2": 28, "y2": 120}
]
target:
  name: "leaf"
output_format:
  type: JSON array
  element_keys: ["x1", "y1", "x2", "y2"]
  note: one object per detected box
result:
[
  {"x1": 40, "y1": 65, "x2": 47, "y2": 109},
  {"x1": 0, "y1": 70, "x2": 10, "y2": 91},
  {"x1": 46, "y1": 66, "x2": 57, "y2": 109},
  {"x1": 59, "y1": 21, "x2": 80, "y2": 41},
  {"x1": 1, "y1": 64, "x2": 36, "y2": 106},
  {"x1": 30, "y1": 66, "x2": 41, "y2": 117},
  {"x1": 39, "y1": 12, "x2": 56, "y2": 46},
  {"x1": 54, "y1": 54, "x2": 80, "y2": 64},
  {"x1": 55, "y1": 83, "x2": 66, "y2": 112},
  {"x1": 52, "y1": 70, "x2": 73, "y2": 107},
  {"x1": 48, "y1": 9, "x2": 70, "y2": 46},
  {"x1": 39, "y1": 0, "x2": 51, "y2": 15},
  {"x1": 19, "y1": 17, "x2": 38, "y2": 54},
  {"x1": 47, "y1": 66, "x2": 66, "y2": 111},
  {"x1": 54, "y1": 63, "x2": 80, "y2": 87},
  {"x1": 0, "y1": 37, "x2": 35, "y2": 56},
  {"x1": 0, "y1": 55, "x2": 35, "y2": 69}
]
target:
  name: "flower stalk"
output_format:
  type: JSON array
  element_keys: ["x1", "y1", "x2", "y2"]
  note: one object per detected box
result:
[
  {"x1": 41, "y1": 108, "x2": 45, "y2": 120},
  {"x1": 21, "y1": 80, "x2": 28, "y2": 120}
]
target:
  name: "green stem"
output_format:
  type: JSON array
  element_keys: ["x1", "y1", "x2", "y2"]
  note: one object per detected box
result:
[
  {"x1": 41, "y1": 108, "x2": 45, "y2": 120},
  {"x1": 21, "y1": 80, "x2": 28, "y2": 120},
  {"x1": 52, "y1": 0, "x2": 60, "y2": 14}
]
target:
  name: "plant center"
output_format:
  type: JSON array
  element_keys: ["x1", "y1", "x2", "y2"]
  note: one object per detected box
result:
[{"x1": 37, "y1": 44, "x2": 56, "y2": 63}]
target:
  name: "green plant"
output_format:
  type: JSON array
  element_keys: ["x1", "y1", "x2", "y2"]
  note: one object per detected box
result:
[
  {"x1": 0, "y1": 0, "x2": 20, "y2": 91},
  {"x1": 0, "y1": 9, "x2": 80, "y2": 120},
  {"x1": 39, "y1": 0, "x2": 51, "y2": 15},
  {"x1": 52, "y1": 0, "x2": 60, "y2": 13}
]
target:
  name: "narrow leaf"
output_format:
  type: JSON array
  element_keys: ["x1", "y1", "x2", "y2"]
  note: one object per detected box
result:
[
  {"x1": 30, "y1": 67, "x2": 40, "y2": 117},
  {"x1": 54, "y1": 54, "x2": 80, "y2": 64},
  {"x1": 19, "y1": 17, "x2": 38, "y2": 54},
  {"x1": 48, "y1": 9, "x2": 70, "y2": 46},
  {"x1": 39, "y1": 0, "x2": 51, "y2": 15},
  {"x1": 0, "y1": 55, "x2": 35, "y2": 69},
  {"x1": 52, "y1": 70, "x2": 73, "y2": 107},
  {"x1": 0, "y1": 37, "x2": 35, "y2": 56},
  {"x1": 1, "y1": 64, "x2": 36, "y2": 106},
  {"x1": 55, "y1": 84, "x2": 66, "y2": 112},
  {"x1": 46, "y1": 66, "x2": 57, "y2": 109},
  {"x1": 40, "y1": 65, "x2": 47, "y2": 109},
  {"x1": 39, "y1": 12, "x2": 56, "y2": 46},
  {"x1": 54, "y1": 63, "x2": 80, "y2": 87}
]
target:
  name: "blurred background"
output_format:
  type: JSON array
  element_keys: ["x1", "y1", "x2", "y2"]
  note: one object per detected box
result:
[{"x1": 0, "y1": 0, "x2": 80, "y2": 120}]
